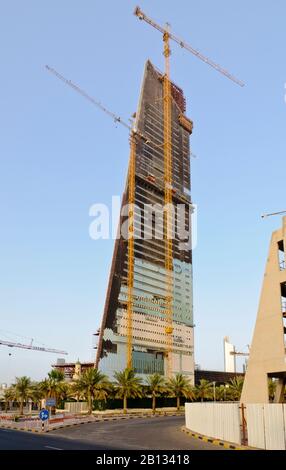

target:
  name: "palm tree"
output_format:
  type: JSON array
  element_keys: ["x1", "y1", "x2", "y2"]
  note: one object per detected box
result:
[
  {"x1": 228, "y1": 376, "x2": 244, "y2": 401},
  {"x1": 74, "y1": 368, "x2": 111, "y2": 414},
  {"x1": 114, "y1": 368, "x2": 143, "y2": 414},
  {"x1": 166, "y1": 373, "x2": 194, "y2": 411},
  {"x1": 48, "y1": 369, "x2": 65, "y2": 382},
  {"x1": 38, "y1": 369, "x2": 67, "y2": 412},
  {"x1": 69, "y1": 381, "x2": 84, "y2": 402},
  {"x1": 3, "y1": 387, "x2": 15, "y2": 412},
  {"x1": 30, "y1": 383, "x2": 44, "y2": 411},
  {"x1": 215, "y1": 385, "x2": 226, "y2": 401},
  {"x1": 13, "y1": 376, "x2": 33, "y2": 415},
  {"x1": 195, "y1": 379, "x2": 212, "y2": 402},
  {"x1": 146, "y1": 374, "x2": 166, "y2": 414}
]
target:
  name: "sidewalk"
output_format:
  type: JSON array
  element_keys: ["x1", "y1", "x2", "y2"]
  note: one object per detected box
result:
[{"x1": 0, "y1": 409, "x2": 184, "y2": 433}]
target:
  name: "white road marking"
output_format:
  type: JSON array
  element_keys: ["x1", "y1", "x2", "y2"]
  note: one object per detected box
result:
[{"x1": 44, "y1": 445, "x2": 63, "y2": 450}]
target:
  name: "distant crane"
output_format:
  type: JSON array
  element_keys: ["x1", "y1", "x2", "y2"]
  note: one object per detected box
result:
[
  {"x1": 0, "y1": 338, "x2": 67, "y2": 355},
  {"x1": 261, "y1": 210, "x2": 286, "y2": 219},
  {"x1": 134, "y1": 5, "x2": 244, "y2": 377},
  {"x1": 230, "y1": 346, "x2": 249, "y2": 373}
]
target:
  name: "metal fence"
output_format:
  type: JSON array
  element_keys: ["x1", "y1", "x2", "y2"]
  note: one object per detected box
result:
[
  {"x1": 185, "y1": 403, "x2": 241, "y2": 445},
  {"x1": 185, "y1": 402, "x2": 286, "y2": 449},
  {"x1": 247, "y1": 404, "x2": 286, "y2": 450}
]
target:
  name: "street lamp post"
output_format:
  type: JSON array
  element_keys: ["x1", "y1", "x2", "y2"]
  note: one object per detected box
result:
[{"x1": 213, "y1": 381, "x2": 216, "y2": 401}]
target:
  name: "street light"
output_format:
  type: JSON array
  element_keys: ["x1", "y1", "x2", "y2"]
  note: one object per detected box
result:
[{"x1": 213, "y1": 381, "x2": 216, "y2": 401}]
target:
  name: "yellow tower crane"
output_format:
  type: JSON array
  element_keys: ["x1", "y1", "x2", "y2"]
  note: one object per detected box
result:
[
  {"x1": 134, "y1": 6, "x2": 244, "y2": 377},
  {"x1": 46, "y1": 65, "x2": 158, "y2": 370}
]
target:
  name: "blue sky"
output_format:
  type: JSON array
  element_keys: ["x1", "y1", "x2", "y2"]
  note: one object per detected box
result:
[{"x1": 0, "y1": 0, "x2": 285, "y2": 384}]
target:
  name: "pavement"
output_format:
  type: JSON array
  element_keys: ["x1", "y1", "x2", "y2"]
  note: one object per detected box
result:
[{"x1": 0, "y1": 416, "x2": 224, "y2": 450}]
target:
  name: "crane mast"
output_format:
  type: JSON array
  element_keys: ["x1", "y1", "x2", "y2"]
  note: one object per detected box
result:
[
  {"x1": 163, "y1": 28, "x2": 174, "y2": 377},
  {"x1": 126, "y1": 133, "x2": 136, "y2": 369},
  {"x1": 135, "y1": 5, "x2": 244, "y2": 377}
]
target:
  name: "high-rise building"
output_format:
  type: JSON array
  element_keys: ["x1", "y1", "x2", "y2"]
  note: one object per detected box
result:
[{"x1": 95, "y1": 61, "x2": 194, "y2": 381}]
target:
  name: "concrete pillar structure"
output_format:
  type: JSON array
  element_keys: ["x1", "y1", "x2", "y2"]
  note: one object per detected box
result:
[{"x1": 241, "y1": 217, "x2": 286, "y2": 403}]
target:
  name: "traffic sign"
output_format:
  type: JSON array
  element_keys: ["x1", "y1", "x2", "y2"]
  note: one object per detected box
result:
[
  {"x1": 46, "y1": 398, "x2": 56, "y2": 407},
  {"x1": 39, "y1": 409, "x2": 49, "y2": 421}
]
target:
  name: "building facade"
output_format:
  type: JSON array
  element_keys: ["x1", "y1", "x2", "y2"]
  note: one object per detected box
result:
[{"x1": 95, "y1": 61, "x2": 194, "y2": 381}]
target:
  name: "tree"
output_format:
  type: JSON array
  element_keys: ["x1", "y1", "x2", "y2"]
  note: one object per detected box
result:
[
  {"x1": 69, "y1": 381, "x2": 84, "y2": 402},
  {"x1": 74, "y1": 368, "x2": 111, "y2": 414},
  {"x1": 30, "y1": 383, "x2": 44, "y2": 411},
  {"x1": 13, "y1": 376, "x2": 33, "y2": 415},
  {"x1": 39, "y1": 368, "x2": 67, "y2": 412},
  {"x1": 48, "y1": 369, "x2": 65, "y2": 382},
  {"x1": 114, "y1": 368, "x2": 143, "y2": 414},
  {"x1": 228, "y1": 376, "x2": 244, "y2": 401},
  {"x1": 215, "y1": 385, "x2": 227, "y2": 401},
  {"x1": 195, "y1": 379, "x2": 212, "y2": 402},
  {"x1": 166, "y1": 373, "x2": 194, "y2": 411},
  {"x1": 146, "y1": 374, "x2": 166, "y2": 414}
]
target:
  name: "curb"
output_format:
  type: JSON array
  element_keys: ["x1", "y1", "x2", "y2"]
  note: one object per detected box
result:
[
  {"x1": 181, "y1": 426, "x2": 250, "y2": 451},
  {"x1": 0, "y1": 413, "x2": 183, "y2": 434},
  {"x1": 0, "y1": 425, "x2": 41, "y2": 433}
]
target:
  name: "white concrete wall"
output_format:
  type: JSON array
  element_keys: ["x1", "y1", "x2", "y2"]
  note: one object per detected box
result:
[{"x1": 185, "y1": 403, "x2": 241, "y2": 445}]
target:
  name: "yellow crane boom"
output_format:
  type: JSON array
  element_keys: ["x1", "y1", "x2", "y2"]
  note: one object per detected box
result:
[{"x1": 134, "y1": 6, "x2": 244, "y2": 87}]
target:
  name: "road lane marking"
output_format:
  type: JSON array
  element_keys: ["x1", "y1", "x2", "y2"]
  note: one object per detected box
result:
[{"x1": 44, "y1": 445, "x2": 63, "y2": 450}]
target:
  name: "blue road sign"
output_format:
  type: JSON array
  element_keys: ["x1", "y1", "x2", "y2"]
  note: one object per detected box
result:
[
  {"x1": 39, "y1": 409, "x2": 49, "y2": 421},
  {"x1": 46, "y1": 398, "x2": 56, "y2": 407}
]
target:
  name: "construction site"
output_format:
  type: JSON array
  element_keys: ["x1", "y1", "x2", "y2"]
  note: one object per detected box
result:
[
  {"x1": 2, "y1": 5, "x2": 284, "y2": 393},
  {"x1": 2, "y1": 1, "x2": 286, "y2": 454},
  {"x1": 44, "y1": 6, "x2": 243, "y2": 381},
  {"x1": 0, "y1": 4, "x2": 246, "y2": 385}
]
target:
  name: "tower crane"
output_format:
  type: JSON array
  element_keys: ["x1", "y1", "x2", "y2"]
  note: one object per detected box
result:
[
  {"x1": 261, "y1": 210, "x2": 286, "y2": 219},
  {"x1": 230, "y1": 347, "x2": 250, "y2": 373},
  {"x1": 46, "y1": 66, "x2": 160, "y2": 371},
  {"x1": 0, "y1": 338, "x2": 67, "y2": 355},
  {"x1": 134, "y1": 6, "x2": 244, "y2": 377}
]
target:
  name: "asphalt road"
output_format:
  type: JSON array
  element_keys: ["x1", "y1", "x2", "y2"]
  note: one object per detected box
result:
[{"x1": 0, "y1": 416, "x2": 224, "y2": 450}]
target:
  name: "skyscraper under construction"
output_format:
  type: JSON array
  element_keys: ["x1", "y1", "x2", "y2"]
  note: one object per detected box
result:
[{"x1": 95, "y1": 60, "x2": 194, "y2": 381}]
